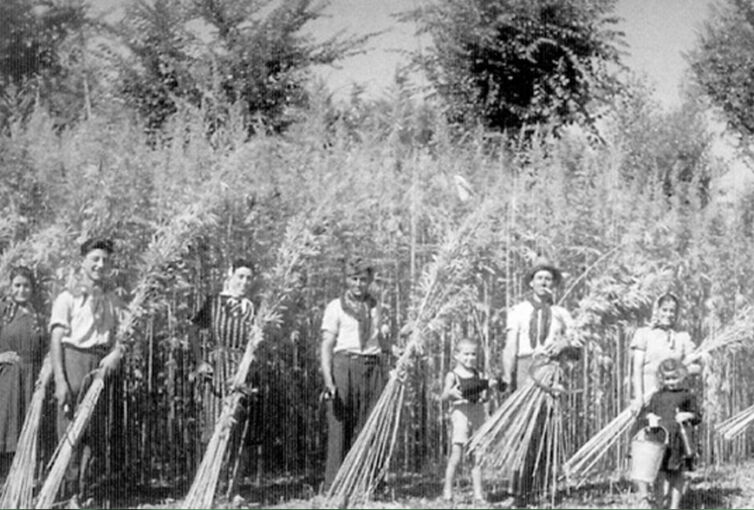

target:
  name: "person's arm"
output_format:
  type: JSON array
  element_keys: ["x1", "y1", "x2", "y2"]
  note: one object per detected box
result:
[
  {"x1": 631, "y1": 348, "x2": 646, "y2": 410},
  {"x1": 502, "y1": 325, "x2": 519, "y2": 386},
  {"x1": 50, "y1": 325, "x2": 70, "y2": 415},
  {"x1": 321, "y1": 330, "x2": 337, "y2": 396},
  {"x1": 188, "y1": 297, "x2": 213, "y2": 376},
  {"x1": 98, "y1": 295, "x2": 126, "y2": 377},
  {"x1": 441, "y1": 371, "x2": 463, "y2": 402}
]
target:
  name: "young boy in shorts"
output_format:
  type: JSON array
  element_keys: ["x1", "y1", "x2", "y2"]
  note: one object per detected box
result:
[{"x1": 441, "y1": 338, "x2": 498, "y2": 502}]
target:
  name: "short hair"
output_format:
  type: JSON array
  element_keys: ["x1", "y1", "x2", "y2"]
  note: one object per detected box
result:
[
  {"x1": 454, "y1": 338, "x2": 479, "y2": 352},
  {"x1": 656, "y1": 358, "x2": 688, "y2": 386},
  {"x1": 231, "y1": 258, "x2": 254, "y2": 273},
  {"x1": 9, "y1": 266, "x2": 36, "y2": 290},
  {"x1": 80, "y1": 238, "x2": 114, "y2": 256},
  {"x1": 345, "y1": 257, "x2": 374, "y2": 278}
]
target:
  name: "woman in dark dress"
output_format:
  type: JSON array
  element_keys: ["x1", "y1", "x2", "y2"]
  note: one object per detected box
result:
[{"x1": 0, "y1": 267, "x2": 45, "y2": 478}]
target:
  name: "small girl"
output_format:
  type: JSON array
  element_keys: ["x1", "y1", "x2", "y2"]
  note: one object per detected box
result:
[
  {"x1": 635, "y1": 357, "x2": 700, "y2": 509},
  {"x1": 441, "y1": 338, "x2": 497, "y2": 502}
]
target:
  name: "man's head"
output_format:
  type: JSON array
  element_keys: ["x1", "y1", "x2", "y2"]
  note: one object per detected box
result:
[
  {"x1": 454, "y1": 338, "x2": 479, "y2": 370},
  {"x1": 345, "y1": 257, "x2": 374, "y2": 299},
  {"x1": 526, "y1": 259, "x2": 562, "y2": 299},
  {"x1": 80, "y1": 238, "x2": 114, "y2": 284},
  {"x1": 226, "y1": 258, "x2": 254, "y2": 297}
]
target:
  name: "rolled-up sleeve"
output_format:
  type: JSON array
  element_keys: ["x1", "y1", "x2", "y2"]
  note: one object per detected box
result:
[
  {"x1": 321, "y1": 299, "x2": 340, "y2": 336},
  {"x1": 49, "y1": 292, "x2": 72, "y2": 333}
]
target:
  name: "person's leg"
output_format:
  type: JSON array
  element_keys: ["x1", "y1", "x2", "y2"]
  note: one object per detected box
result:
[
  {"x1": 654, "y1": 470, "x2": 669, "y2": 509},
  {"x1": 443, "y1": 444, "x2": 463, "y2": 501},
  {"x1": 635, "y1": 481, "x2": 652, "y2": 507},
  {"x1": 667, "y1": 470, "x2": 684, "y2": 509},
  {"x1": 323, "y1": 355, "x2": 351, "y2": 490},
  {"x1": 471, "y1": 453, "x2": 484, "y2": 502}
]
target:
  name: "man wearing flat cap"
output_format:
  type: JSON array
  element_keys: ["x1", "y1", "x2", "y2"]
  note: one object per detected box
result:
[
  {"x1": 49, "y1": 238, "x2": 125, "y2": 503},
  {"x1": 501, "y1": 258, "x2": 579, "y2": 505},
  {"x1": 320, "y1": 257, "x2": 393, "y2": 490}
]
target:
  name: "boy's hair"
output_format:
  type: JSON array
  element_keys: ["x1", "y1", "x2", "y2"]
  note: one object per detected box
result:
[
  {"x1": 231, "y1": 258, "x2": 254, "y2": 273},
  {"x1": 454, "y1": 338, "x2": 479, "y2": 352}
]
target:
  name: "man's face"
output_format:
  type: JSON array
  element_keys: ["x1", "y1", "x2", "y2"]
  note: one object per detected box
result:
[
  {"x1": 81, "y1": 248, "x2": 111, "y2": 283},
  {"x1": 227, "y1": 267, "x2": 253, "y2": 296},
  {"x1": 346, "y1": 272, "x2": 371, "y2": 298},
  {"x1": 530, "y1": 269, "x2": 554, "y2": 298}
]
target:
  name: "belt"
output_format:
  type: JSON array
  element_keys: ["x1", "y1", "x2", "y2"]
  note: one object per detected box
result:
[{"x1": 335, "y1": 351, "x2": 381, "y2": 361}]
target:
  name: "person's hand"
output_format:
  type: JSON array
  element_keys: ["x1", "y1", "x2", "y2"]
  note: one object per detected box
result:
[
  {"x1": 629, "y1": 398, "x2": 644, "y2": 413},
  {"x1": 676, "y1": 411, "x2": 695, "y2": 424},
  {"x1": 489, "y1": 377, "x2": 499, "y2": 390},
  {"x1": 54, "y1": 378, "x2": 71, "y2": 419},
  {"x1": 390, "y1": 344, "x2": 405, "y2": 358},
  {"x1": 646, "y1": 412, "x2": 661, "y2": 428},
  {"x1": 447, "y1": 380, "x2": 466, "y2": 402},
  {"x1": 98, "y1": 349, "x2": 122, "y2": 377},
  {"x1": 196, "y1": 361, "x2": 213, "y2": 378},
  {"x1": 0, "y1": 351, "x2": 21, "y2": 365}
]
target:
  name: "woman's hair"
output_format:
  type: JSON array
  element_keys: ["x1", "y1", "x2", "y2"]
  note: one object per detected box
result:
[
  {"x1": 656, "y1": 292, "x2": 679, "y2": 309},
  {"x1": 9, "y1": 266, "x2": 36, "y2": 291},
  {"x1": 656, "y1": 358, "x2": 688, "y2": 387}
]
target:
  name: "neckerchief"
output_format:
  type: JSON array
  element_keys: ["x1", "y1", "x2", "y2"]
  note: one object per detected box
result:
[
  {"x1": 218, "y1": 292, "x2": 249, "y2": 318},
  {"x1": 340, "y1": 291, "x2": 376, "y2": 351},
  {"x1": 67, "y1": 273, "x2": 108, "y2": 323},
  {"x1": 528, "y1": 293, "x2": 553, "y2": 350}
]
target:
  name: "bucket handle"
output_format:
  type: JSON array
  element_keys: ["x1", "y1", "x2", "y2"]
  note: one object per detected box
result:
[{"x1": 635, "y1": 425, "x2": 669, "y2": 445}]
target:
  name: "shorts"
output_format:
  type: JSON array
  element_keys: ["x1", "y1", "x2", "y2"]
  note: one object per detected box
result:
[{"x1": 450, "y1": 402, "x2": 486, "y2": 444}]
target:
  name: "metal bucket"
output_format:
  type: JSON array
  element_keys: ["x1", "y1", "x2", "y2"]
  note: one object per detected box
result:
[{"x1": 629, "y1": 426, "x2": 668, "y2": 483}]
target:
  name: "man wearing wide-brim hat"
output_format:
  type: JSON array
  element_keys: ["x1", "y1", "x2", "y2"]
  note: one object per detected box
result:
[{"x1": 501, "y1": 258, "x2": 579, "y2": 505}]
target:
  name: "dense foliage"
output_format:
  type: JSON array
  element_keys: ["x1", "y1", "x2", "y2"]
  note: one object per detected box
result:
[
  {"x1": 688, "y1": 0, "x2": 754, "y2": 139},
  {"x1": 405, "y1": 0, "x2": 624, "y2": 131}
]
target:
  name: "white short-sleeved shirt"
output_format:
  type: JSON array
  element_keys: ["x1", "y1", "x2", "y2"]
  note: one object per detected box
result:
[
  {"x1": 630, "y1": 326, "x2": 695, "y2": 397},
  {"x1": 321, "y1": 298, "x2": 381, "y2": 355},
  {"x1": 49, "y1": 289, "x2": 122, "y2": 350},
  {"x1": 506, "y1": 300, "x2": 573, "y2": 357}
]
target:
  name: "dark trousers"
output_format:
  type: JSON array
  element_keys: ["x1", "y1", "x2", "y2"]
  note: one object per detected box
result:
[
  {"x1": 57, "y1": 346, "x2": 108, "y2": 494},
  {"x1": 324, "y1": 352, "x2": 385, "y2": 488}
]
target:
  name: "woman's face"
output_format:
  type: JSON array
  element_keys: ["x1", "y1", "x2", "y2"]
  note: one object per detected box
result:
[
  {"x1": 10, "y1": 275, "x2": 32, "y2": 304},
  {"x1": 656, "y1": 299, "x2": 677, "y2": 328}
]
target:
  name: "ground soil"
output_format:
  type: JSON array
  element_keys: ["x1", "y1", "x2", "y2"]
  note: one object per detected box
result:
[{"x1": 130, "y1": 460, "x2": 754, "y2": 509}]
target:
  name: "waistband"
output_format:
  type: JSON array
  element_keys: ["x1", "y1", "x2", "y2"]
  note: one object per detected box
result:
[
  {"x1": 61, "y1": 343, "x2": 112, "y2": 356},
  {"x1": 334, "y1": 351, "x2": 382, "y2": 361}
]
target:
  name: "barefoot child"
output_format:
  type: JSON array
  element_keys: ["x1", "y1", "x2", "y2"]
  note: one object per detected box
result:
[
  {"x1": 442, "y1": 338, "x2": 497, "y2": 502},
  {"x1": 635, "y1": 358, "x2": 700, "y2": 509}
]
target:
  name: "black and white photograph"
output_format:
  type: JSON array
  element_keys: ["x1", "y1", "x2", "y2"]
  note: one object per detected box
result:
[{"x1": 0, "y1": 0, "x2": 753, "y2": 508}]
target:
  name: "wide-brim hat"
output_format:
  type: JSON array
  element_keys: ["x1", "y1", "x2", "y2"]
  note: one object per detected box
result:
[{"x1": 526, "y1": 258, "x2": 563, "y2": 286}]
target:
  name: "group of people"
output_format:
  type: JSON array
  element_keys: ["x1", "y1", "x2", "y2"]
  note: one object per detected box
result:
[
  {"x1": 0, "y1": 240, "x2": 704, "y2": 508},
  {"x1": 317, "y1": 256, "x2": 705, "y2": 510}
]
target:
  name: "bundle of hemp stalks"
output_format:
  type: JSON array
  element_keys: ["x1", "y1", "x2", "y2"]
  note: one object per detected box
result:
[
  {"x1": 716, "y1": 403, "x2": 754, "y2": 441},
  {"x1": 324, "y1": 199, "x2": 497, "y2": 508},
  {"x1": 34, "y1": 203, "x2": 220, "y2": 509},
  {"x1": 467, "y1": 358, "x2": 566, "y2": 507},
  {"x1": 0, "y1": 355, "x2": 52, "y2": 508},
  {"x1": 564, "y1": 305, "x2": 754, "y2": 485}
]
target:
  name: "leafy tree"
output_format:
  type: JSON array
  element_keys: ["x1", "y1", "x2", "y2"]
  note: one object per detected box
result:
[
  {"x1": 688, "y1": 0, "x2": 754, "y2": 139},
  {"x1": 404, "y1": 0, "x2": 624, "y2": 132},
  {"x1": 111, "y1": 0, "x2": 366, "y2": 135}
]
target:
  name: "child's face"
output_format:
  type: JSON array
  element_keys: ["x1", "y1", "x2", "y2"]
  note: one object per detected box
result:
[
  {"x1": 663, "y1": 375, "x2": 682, "y2": 390},
  {"x1": 455, "y1": 343, "x2": 478, "y2": 370}
]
